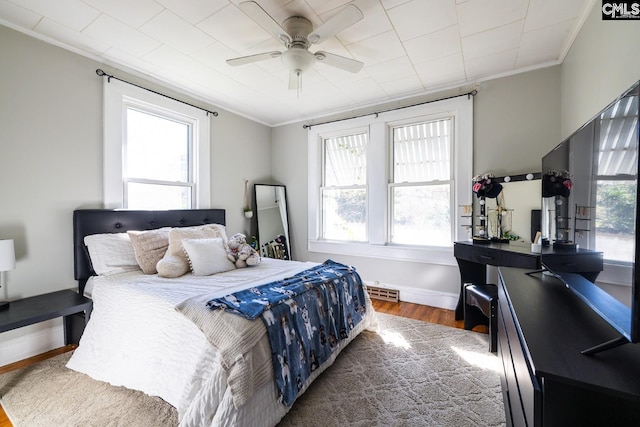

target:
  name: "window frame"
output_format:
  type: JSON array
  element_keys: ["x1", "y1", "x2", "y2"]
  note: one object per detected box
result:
[
  {"x1": 103, "y1": 79, "x2": 210, "y2": 209},
  {"x1": 307, "y1": 96, "x2": 473, "y2": 264},
  {"x1": 320, "y1": 127, "x2": 369, "y2": 242},
  {"x1": 388, "y1": 115, "x2": 455, "y2": 246}
]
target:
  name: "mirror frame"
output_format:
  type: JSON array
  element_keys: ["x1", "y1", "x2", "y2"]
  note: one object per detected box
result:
[{"x1": 254, "y1": 184, "x2": 292, "y2": 260}]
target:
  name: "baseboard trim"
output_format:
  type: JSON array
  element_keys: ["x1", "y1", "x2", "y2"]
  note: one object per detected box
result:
[
  {"x1": 0, "y1": 321, "x2": 64, "y2": 367},
  {"x1": 364, "y1": 281, "x2": 458, "y2": 310}
]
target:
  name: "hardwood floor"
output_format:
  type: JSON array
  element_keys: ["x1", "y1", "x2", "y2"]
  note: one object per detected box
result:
[
  {"x1": 0, "y1": 300, "x2": 486, "y2": 426},
  {"x1": 373, "y1": 299, "x2": 460, "y2": 327}
]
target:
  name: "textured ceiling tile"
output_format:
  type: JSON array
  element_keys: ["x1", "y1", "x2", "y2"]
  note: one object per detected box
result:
[
  {"x1": 346, "y1": 30, "x2": 405, "y2": 66},
  {"x1": 140, "y1": 9, "x2": 213, "y2": 55},
  {"x1": 365, "y1": 56, "x2": 416, "y2": 83},
  {"x1": 35, "y1": 17, "x2": 111, "y2": 54},
  {"x1": 378, "y1": 75, "x2": 425, "y2": 97},
  {"x1": 0, "y1": 0, "x2": 42, "y2": 29},
  {"x1": 336, "y1": 7, "x2": 393, "y2": 45},
  {"x1": 517, "y1": 20, "x2": 574, "y2": 67},
  {"x1": 197, "y1": 4, "x2": 271, "y2": 52},
  {"x1": 193, "y1": 41, "x2": 246, "y2": 71},
  {"x1": 83, "y1": 14, "x2": 161, "y2": 57},
  {"x1": 414, "y1": 53, "x2": 466, "y2": 87},
  {"x1": 334, "y1": 77, "x2": 387, "y2": 102},
  {"x1": 524, "y1": 0, "x2": 587, "y2": 32},
  {"x1": 304, "y1": 0, "x2": 352, "y2": 16},
  {"x1": 155, "y1": 0, "x2": 228, "y2": 25},
  {"x1": 462, "y1": 20, "x2": 523, "y2": 61},
  {"x1": 11, "y1": 0, "x2": 100, "y2": 31},
  {"x1": 403, "y1": 25, "x2": 461, "y2": 65},
  {"x1": 387, "y1": 0, "x2": 457, "y2": 41},
  {"x1": 82, "y1": 0, "x2": 162, "y2": 28},
  {"x1": 465, "y1": 49, "x2": 517, "y2": 80},
  {"x1": 457, "y1": 0, "x2": 528, "y2": 37}
]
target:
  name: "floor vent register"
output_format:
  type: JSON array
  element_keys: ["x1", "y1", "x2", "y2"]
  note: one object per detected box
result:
[{"x1": 366, "y1": 285, "x2": 400, "y2": 302}]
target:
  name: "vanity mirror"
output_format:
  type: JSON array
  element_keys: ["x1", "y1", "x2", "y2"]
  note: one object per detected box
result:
[
  {"x1": 471, "y1": 173, "x2": 541, "y2": 243},
  {"x1": 254, "y1": 184, "x2": 292, "y2": 260}
]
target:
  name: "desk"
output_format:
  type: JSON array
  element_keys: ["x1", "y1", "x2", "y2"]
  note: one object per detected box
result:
[
  {"x1": 498, "y1": 267, "x2": 640, "y2": 426},
  {"x1": 0, "y1": 289, "x2": 92, "y2": 345},
  {"x1": 453, "y1": 241, "x2": 603, "y2": 319}
]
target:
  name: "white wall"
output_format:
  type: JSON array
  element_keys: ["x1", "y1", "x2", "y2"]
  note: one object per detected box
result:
[
  {"x1": 0, "y1": 25, "x2": 271, "y2": 365},
  {"x1": 561, "y1": 4, "x2": 640, "y2": 138},
  {"x1": 474, "y1": 66, "x2": 562, "y2": 174}
]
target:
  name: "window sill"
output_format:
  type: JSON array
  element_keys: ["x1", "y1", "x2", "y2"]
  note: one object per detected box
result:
[{"x1": 308, "y1": 240, "x2": 456, "y2": 266}]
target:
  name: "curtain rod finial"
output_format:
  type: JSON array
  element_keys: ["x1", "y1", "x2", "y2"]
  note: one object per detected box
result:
[{"x1": 96, "y1": 69, "x2": 105, "y2": 76}]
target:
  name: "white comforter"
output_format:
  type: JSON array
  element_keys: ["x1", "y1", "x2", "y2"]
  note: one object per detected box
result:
[{"x1": 66, "y1": 258, "x2": 376, "y2": 427}]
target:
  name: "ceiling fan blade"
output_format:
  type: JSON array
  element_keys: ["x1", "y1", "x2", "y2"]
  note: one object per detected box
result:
[
  {"x1": 239, "y1": 1, "x2": 292, "y2": 45},
  {"x1": 314, "y1": 51, "x2": 363, "y2": 73},
  {"x1": 226, "y1": 51, "x2": 282, "y2": 66},
  {"x1": 308, "y1": 5, "x2": 363, "y2": 44}
]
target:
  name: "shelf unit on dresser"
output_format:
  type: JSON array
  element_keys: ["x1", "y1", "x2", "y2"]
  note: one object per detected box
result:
[{"x1": 497, "y1": 267, "x2": 640, "y2": 427}]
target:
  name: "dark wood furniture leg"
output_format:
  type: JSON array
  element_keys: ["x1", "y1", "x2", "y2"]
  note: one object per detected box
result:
[
  {"x1": 455, "y1": 258, "x2": 487, "y2": 320},
  {"x1": 63, "y1": 303, "x2": 92, "y2": 345}
]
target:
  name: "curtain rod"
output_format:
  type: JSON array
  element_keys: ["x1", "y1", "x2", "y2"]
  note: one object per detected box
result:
[
  {"x1": 95, "y1": 69, "x2": 218, "y2": 117},
  {"x1": 303, "y1": 90, "x2": 477, "y2": 129}
]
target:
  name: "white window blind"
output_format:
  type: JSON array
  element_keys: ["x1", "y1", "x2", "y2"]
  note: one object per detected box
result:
[
  {"x1": 390, "y1": 118, "x2": 453, "y2": 246},
  {"x1": 321, "y1": 132, "x2": 368, "y2": 242},
  {"x1": 307, "y1": 95, "x2": 473, "y2": 264}
]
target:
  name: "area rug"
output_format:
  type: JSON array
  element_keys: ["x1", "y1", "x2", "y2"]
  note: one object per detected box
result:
[{"x1": 0, "y1": 313, "x2": 505, "y2": 427}]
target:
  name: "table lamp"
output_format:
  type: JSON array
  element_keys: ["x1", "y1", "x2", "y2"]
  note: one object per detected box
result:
[{"x1": 0, "y1": 239, "x2": 16, "y2": 310}]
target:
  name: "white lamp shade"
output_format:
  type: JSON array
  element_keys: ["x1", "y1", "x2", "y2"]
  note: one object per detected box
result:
[{"x1": 0, "y1": 240, "x2": 16, "y2": 271}]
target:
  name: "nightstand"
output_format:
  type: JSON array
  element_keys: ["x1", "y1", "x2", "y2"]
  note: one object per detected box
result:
[{"x1": 0, "y1": 289, "x2": 92, "y2": 345}]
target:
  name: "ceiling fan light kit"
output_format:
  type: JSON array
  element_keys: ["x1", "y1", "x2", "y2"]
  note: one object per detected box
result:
[{"x1": 227, "y1": 1, "x2": 364, "y2": 92}]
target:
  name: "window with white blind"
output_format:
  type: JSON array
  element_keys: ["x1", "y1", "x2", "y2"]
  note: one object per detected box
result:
[
  {"x1": 308, "y1": 96, "x2": 472, "y2": 263},
  {"x1": 390, "y1": 118, "x2": 453, "y2": 246},
  {"x1": 594, "y1": 92, "x2": 638, "y2": 263},
  {"x1": 103, "y1": 78, "x2": 210, "y2": 209},
  {"x1": 321, "y1": 132, "x2": 368, "y2": 241}
]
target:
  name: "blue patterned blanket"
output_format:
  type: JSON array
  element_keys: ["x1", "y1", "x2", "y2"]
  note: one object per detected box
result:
[{"x1": 206, "y1": 260, "x2": 367, "y2": 406}]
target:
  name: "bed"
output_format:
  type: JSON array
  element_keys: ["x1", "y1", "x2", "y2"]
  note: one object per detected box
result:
[{"x1": 66, "y1": 209, "x2": 376, "y2": 427}]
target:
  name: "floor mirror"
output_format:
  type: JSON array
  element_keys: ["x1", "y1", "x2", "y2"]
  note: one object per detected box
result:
[{"x1": 254, "y1": 184, "x2": 291, "y2": 260}]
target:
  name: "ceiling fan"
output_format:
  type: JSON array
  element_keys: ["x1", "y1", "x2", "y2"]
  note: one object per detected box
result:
[{"x1": 227, "y1": 1, "x2": 365, "y2": 92}]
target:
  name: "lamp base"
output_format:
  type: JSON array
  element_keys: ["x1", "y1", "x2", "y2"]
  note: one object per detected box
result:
[{"x1": 0, "y1": 301, "x2": 9, "y2": 310}]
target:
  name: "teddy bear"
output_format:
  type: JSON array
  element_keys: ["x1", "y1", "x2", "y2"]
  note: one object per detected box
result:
[{"x1": 226, "y1": 233, "x2": 261, "y2": 268}]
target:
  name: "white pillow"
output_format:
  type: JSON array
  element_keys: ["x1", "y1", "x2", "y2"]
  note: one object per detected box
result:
[
  {"x1": 182, "y1": 238, "x2": 235, "y2": 276},
  {"x1": 83, "y1": 233, "x2": 140, "y2": 276}
]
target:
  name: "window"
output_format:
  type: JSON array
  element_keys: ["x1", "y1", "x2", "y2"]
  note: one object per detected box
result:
[
  {"x1": 103, "y1": 79, "x2": 210, "y2": 209},
  {"x1": 308, "y1": 96, "x2": 472, "y2": 263},
  {"x1": 594, "y1": 100, "x2": 638, "y2": 263},
  {"x1": 390, "y1": 118, "x2": 453, "y2": 246},
  {"x1": 321, "y1": 132, "x2": 368, "y2": 241}
]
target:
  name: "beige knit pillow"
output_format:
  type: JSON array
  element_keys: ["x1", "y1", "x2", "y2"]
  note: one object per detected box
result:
[
  {"x1": 127, "y1": 228, "x2": 171, "y2": 274},
  {"x1": 156, "y1": 224, "x2": 228, "y2": 278}
]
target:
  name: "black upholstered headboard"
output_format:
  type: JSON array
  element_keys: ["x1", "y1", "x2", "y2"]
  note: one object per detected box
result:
[{"x1": 73, "y1": 209, "x2": 226, "y2": 294}]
